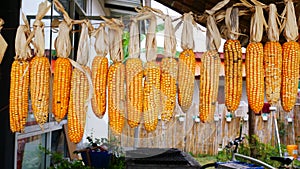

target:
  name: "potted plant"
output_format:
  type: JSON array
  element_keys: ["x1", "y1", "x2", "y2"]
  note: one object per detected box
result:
[{"x1": 75, "y1": 136, "x2": 124, "y2": 169}]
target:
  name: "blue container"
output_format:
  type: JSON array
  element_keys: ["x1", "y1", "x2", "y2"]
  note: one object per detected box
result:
[
  {"x1": 81, "y1": 150, "x2": 111, "y2": 169},
  {"x1": 216, "y1": 161, "x2": 264, "y2": 169}
]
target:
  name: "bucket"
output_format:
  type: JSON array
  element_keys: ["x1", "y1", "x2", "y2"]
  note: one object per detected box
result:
[{"x1": 286, "y1": 145, "x2": 298, "y2": 159}]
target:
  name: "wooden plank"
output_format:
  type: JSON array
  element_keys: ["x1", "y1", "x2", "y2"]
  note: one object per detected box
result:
[{"x1": 63, "y1": 124, "x2": 78, "y2": 160}]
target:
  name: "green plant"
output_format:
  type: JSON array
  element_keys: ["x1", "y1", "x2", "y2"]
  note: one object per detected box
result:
[
  {"x1": 39, "y1": 145, "x2": 91, "y2": 169},
  {"x1": 217, "y1": 134, "x2": 286, "y2": 167}
]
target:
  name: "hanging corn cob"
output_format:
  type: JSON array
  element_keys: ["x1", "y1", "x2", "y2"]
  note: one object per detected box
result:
[
  {"x1": 103, "y1": 17, "x2": 125, "y2": 134},
  {"x1": 160, "y1": 16, "x2": 178, "y2": 121},
  {"x1": 281, "y1": 0, "x2": 300, "y2": 112},
  {"x1": 68, "y1": 23, "x2": 91, "y2": 143},
  {"x1": 199, "y1": 12, "x2": 223, "y2": 123},
  {"x1": 246, "y1": 6, "x2": 266, "y2": 114},
  {"x1": 125, "y1": 17, "x2": 143, "y2": 128},
  {"x1": 9, "y1": 17, "x2": 31, "y2": 133},
  {"x1": 91, "y1": 23, "x2": 108, "y2": 118},
  {"x1": 142, "y1": 12, "x2": 160, "y2": 132},
  {"x1": 264, "y1": 4, "x2": 282, "y2": 106},
  {"x1": 30, "y1": 1, "x2": 51, "y2": 129},
  {"x1": 223, "y1": 7, "x2": 243, "y2": 112},
  {"x1": 178, "y1": 12, "x2": 196, "y2": 113},
  {"x1": 52, "y1": 21, "x2": 72, "y2": 122}
]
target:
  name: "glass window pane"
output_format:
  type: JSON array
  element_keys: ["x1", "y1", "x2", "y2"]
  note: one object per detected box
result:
[{"x1": 17, "y1": 134, "x2": 46, "y2": 169}]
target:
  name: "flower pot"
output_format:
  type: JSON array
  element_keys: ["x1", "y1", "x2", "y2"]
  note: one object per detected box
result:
[{"x1": 80, "y1": 149, "x2": 111, "y2": 169}]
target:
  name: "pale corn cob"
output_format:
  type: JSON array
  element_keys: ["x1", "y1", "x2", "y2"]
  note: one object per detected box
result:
[
  {"x1": 199, "y1": 50, "x2": 220, "y2": 123},
  {"x1": 178, "y1": 49, "x2": 196, "y2": 112},
  {"x1": 68, "y1": 66, "x2": 90, "y2": 143},
  {"x1": 91, "y1": 56, "x2": 108, "y2": 118},
  {"x1": 246, "y1": 42, "x2": 264, "y2": 113},
  {"x1": 125, "y1": 58, "x2": 143, "y2": 128},
  {"x1": 224, "y1": 39, "x2": 243, "y2": 112},
  {"x1": 160, "y1": 57, "x2": 178, "y2": 121},
  {"x1": 263, "y1": 41, "x2": 282, "y2": 105},
  {"x1": 30, "y1": 56, "x2": 50, "y2": 128},
  {"x1": 143, "y1": 61, "x2": 161, "y2": 132},
  {"x1": 108, "y1": 62, "x2": 125, "y2": 134}
]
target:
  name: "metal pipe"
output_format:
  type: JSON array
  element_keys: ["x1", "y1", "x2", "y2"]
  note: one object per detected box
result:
[{"x1": 234, "y1": 153, "x2": 276, "y2": 169}]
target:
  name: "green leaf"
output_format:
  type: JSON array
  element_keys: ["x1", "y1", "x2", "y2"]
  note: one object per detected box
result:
[{"x1": 156, "y1": 23, "x2": 164, "y2": 32}]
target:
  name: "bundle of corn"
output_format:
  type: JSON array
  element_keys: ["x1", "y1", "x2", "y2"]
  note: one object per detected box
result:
[
  {"x1": 281, "y1": 0, "x2": 300, "y2": 112},
  {"x1": 68, "y1": 23, "x2": 91, "y2": 143},
  {"x1": 103, "y1": 17, "x2": 125, "y2": 134},
  {"x1": 264, "y1": 4, "x2": 282, "y2": 106},
  {"x1": 125, "y1": 17, "x2": 143, "y2": 128},
  {"x1": 30, "y1": 1, "x2": 51, "y2": 129},
  {"x1": 246, "y1": 5, "x2": 266, "y2": 114},
  {"x1": 52, "y1": 21, "x2": 72, "y2": 122},
  {"x1": 142, "y1": 11, "x2": 160, "y2": 132},
  {"x1": 223, "y1": 7, "x2": 243, "y2": 112},
  {"x1": 91, "y1": 23, "x2": 108, "y2": 118},
  {"x1": 178, "y1": 12, "x2": 196, "y2": 113},
  {"x1": 9, "y1": 16, "x2": 31, "y2": 133},
  {"x1": 160, "y1": 16, "x2": 178, "y2": 121}
]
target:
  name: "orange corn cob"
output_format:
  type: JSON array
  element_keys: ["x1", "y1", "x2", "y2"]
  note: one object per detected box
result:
[
  {"x1": 9, "y1": 60, "x2": 30, "y2": 132},
  {"x1": 224, "y1": 39, "x2": 243, "y2": 112},
  {"x1": 91, "y1": 56, "x2": 108, "y2": 118},
  {"x1": 246, "y1": 42, "x2": 264, "y2": 113},
  {"x1": 52, "y1": 58, "x2": 72, "y2": 122},
  {"x1": 281, "y1": 41, "x2": 300, "y2": 112},
  {"x1": 178, "y1": 49, "x2": 196, "y2": 112}
]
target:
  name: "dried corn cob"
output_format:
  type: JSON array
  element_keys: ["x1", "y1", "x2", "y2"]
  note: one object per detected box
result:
[
  {"x1": 108, "y1": 62, "x2": 125, "y2": 134},
  {"x1": 68, "y1": 66, "x2": 90, "y2": 143},
  {"x1": 199, "y1": 50, "x2": 220, "y2": 122},
  {"x1": 143, "y1": 61, "x2": 160, "y2": 132},
  {"x1": 10, "y1": 60, "x2": 30, "y2": 132},
  {"x1": 91, "y1": 56, "x2": 108, "y2": 118},
  {"x1": 52, "y1": 58, "x2": 72, "y2": 122},
  {"x1": 280, "y1": 1, "x2": 300, "y2": 112},
  {"x1": 30, "y1": 56, "x2": 50, "y2": 128},
  {"x1": 178, "y1": 49, "x2": 196, "y2": 112},
  {"x1": 9, "y1": 23, "x2": 31, "y2": 133},
  {"x1": 281, "y1": 41, "x2": 300, "y2": 112},
  {"x1": 52, "y1": 21, "x2": 72, "y2": 122},
  {"x1": 246, "y1": 42, "x2": 264, "y2": 113},
  {"x1": 178, "y1": 13, "x2": 196, "y2": 113},
  {"x1": 125, "y1": 58, "x2": 143, "y2": 128},
  {"x1": 161, "y1": 57, "x2": 178, "y2": 121},
  {"x1": 264, "y1": 42, "x2": 282, "y2": 105},
  {"x1": 263, "y1": 4, "x2": 282, "y2": 106},
  {"x1": 224, "y1": 39, "x2": 242, "y2": 112}
]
